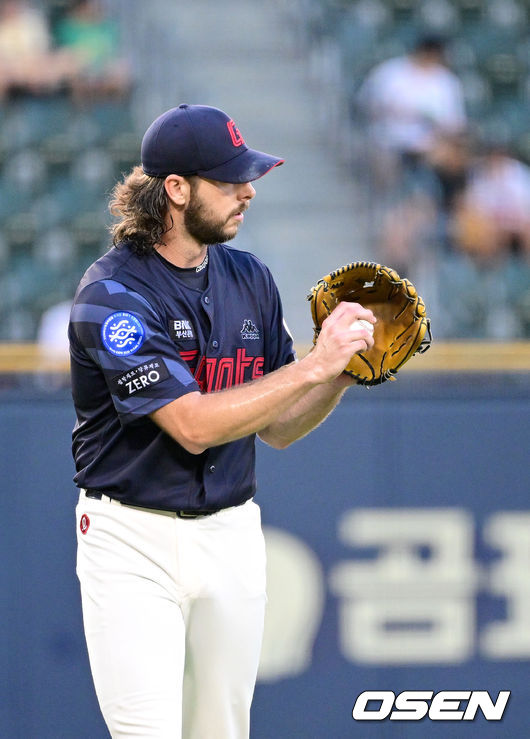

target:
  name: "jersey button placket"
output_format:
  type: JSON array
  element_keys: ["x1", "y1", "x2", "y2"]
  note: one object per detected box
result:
[{"x1": 202, "y1": 294, "x2": 218, "y2": 353}]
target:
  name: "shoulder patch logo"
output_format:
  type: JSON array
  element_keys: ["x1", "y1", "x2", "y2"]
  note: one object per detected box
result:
[
  {"x1": 241, "y1": 319, "x2": 260, "y2": 340},
  {"x1": 101, "y1": 311, "x2": 145, "y2": 356}
]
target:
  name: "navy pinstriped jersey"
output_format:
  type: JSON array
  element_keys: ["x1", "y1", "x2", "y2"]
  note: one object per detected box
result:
[{"x1": 69, "y1": 241, "x2": 295, "y2": 512}]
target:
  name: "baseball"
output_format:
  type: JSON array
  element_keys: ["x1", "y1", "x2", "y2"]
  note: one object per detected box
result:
[{"x1": 350, "y1": 319, "x2": 374, "y2": 334}]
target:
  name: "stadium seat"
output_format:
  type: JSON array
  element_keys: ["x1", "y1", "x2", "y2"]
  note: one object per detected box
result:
[
  {"x1": 2, "y1": 212, "x2": 38, "y2": 254},
  {"x1": 107, "y1": 131, "x2": 140, "y2": 172},
  {"x1": 482, "y1": 52, "x2": 525, "y2": 100},
  {"x1": 71, "y1": 147, "x2": 115, "y2": 190},
  {"x1": 0, "y1": 305, "x2": 36, "y2": 342},
  {"x1": 385, "y1": 0, "x2": 418, "y2": 24},
  {"x1": 459, "y1": 68, "x2": 492, "y2": 117},
  {"x1": 87, "y1": 101, "x2": 136, "y2": 142},
  {"x1": 0, "y1": 98, "x2": 70, "y2": 153},
  {"x1": 485, "y1": 0, "x2": 527, "y2": 32},
  {"x1": 32, "y1": 227, "x2": 78, "y2": 272},
  {"x1": 38, "y1": 131, "x2": 78, "y2": 177},
  {"x1": 70, "y1": 210, "x2": 109, "y2": 250},
  {"x1": 452, "y1": 0, "x2": 484, "y2": 26},
  {"x1": 416, "y1": 0, "x2": 460, "y2": 33},
  {"x1": 2, "y1": 149, "x2": 47, "y2": 198}
]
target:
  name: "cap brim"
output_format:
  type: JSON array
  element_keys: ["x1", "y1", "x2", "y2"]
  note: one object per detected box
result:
[{"x1": 197, "y1": 147, "x2": 284, "y2": 183}]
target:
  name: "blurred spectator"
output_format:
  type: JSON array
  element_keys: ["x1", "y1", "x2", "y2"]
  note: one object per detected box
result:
[
  {"x1": 0, "y1": 0, "x2": 73, "y2": 99},
  {"x1": 54, "y1": 0, "x2": 132, "y2": 103},
  {"x1": 37, "y1": 298, "x2": 72, "y2": 358},
  {"x1": 452, "y1": 141, "x2": 530, "y2": 263},
  {"x1": 357, "y1": 34, "x2": 467, "y2": 187},
  {"x1": 36, "y1": 298, "x2": 72, "y2": 389},
  {"x1": 443, "y1": 140, "x2": 530, "y2": 338},
  {"x1": 366, "y1": 133, "x2": 471, "y2": 279},
  {"x1": 426, "y1": 131, "x2": 471, "y2": 221},
  {"x1": 376, "y1": 187, "x2": 438, "y2": 277}
]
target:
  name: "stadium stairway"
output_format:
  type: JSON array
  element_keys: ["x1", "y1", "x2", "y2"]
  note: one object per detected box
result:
[{"x1": 108, "y1": 0, "x2": 370, "y2": 343}]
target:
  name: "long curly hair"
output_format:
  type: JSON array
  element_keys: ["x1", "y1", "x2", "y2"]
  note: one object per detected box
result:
[{"x1": 108, "y1": 166, "x2": 171, "y2": 255}]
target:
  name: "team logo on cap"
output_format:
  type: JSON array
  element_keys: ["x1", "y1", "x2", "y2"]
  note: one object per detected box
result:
[
  {"x1": 227, "y1": 120, "x2": 245, "y2": 147},
  {"x1": 101, "y1": 311, "x2": 145, "y2": 356}
]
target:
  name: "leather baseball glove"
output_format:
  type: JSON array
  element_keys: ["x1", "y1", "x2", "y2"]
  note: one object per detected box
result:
[{"x1": 308, "y1": 261, "x2": 431, "y2": 385}]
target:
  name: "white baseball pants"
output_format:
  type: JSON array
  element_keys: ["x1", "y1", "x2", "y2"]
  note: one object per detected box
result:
[{"x1": 76, "y1": 491, "x2": 267, "y2": 739}]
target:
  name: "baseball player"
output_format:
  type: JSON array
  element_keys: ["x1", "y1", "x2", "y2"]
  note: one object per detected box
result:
[{"x1": 69, "y1": 103, "x2": 375, "y2": 738}]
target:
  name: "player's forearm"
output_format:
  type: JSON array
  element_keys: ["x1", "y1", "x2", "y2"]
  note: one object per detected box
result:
[
  {"x1": 151, "y1": 357, "x2": 322, "y2": 454},
  {"x1": 257, "y1": 376, "x2": 349, "y2": 449},
  {"x1": 152, "y1": 301, "x2": 376, "y2": 454}
]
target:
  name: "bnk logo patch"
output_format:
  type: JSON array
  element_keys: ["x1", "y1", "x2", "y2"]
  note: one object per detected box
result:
[
  {"x1": 101, "y1": 311, "x2": 145, "y2": 356},
  {"x1": 170, "y1": 318, "x2": 195, "y2": 341}
]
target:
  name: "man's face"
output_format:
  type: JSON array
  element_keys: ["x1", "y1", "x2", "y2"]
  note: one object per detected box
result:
[{"x1": 183, "y1": 176, "x2": 256, "y2": 245}]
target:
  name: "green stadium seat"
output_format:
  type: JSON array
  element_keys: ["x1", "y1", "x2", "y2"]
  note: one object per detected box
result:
[
  {"x1": 452, "y1": 0, "x2": 484, "y2": 26},
  {"x1": 2, "y1": 149, "x2": 47, "y2": 198},
  {"x1": 70, "y1": 210, "x2": 109, "y2": 250},
  {"x1": 459, "y1": 68, "x2": 493, "y2": 116},
  {"x1": 32, "y1": 227, "x2": 78, "y2": 272},
  {"x1": 0, "y1": 305, "x2": 36, "y2": 341},
  {"x1": 0, "y1": 98, "x2": 70, "y2": 153},
  {"x1": 482, "y1": 52, "x2": 525, "y2": 99},
  {"x1": 2, "y1": 212, "x2": 38, "y2": 252},
  {"x1": 38, "y1": 131, "x2": 78, "y2": 176},
  {"x1": 416, "y1": 0, "x2": 460, "y2": 33},
  {"x1": 386, "y1": 0, "x2": 418, "y2": 24},
  {"x1": 87, "y1": 101, "x2": 136, "y2": 142},
  {"x1": 108, "y1": 131, "x2": 140, "y2": 172}
]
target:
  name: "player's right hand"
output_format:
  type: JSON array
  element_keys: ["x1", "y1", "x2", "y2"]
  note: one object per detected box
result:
[{"x1": 302, "y1": 301, "x2": 376, "y2": 383}]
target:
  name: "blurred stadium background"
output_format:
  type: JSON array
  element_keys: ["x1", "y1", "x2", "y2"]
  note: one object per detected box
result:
[{"x1": 0, "y1": 1, "x2": 529, "y2": 738}]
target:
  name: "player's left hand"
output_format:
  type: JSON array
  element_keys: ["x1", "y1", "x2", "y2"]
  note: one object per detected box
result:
[{"x1": 308, "y1": 261, "x2": 431, "y2": 385}]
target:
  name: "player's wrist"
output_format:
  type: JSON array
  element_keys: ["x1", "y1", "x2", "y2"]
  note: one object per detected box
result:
[
  {"x1": 297, "y1": 351, "x2": 337, "y2": 386},
  {"x1": 331, "y1": 372, "x2": 356, "y2": 390}
]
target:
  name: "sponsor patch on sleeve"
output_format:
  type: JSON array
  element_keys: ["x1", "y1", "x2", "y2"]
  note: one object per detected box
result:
[
  {"x1": 101, "y1": 311, "x2": 145, "y2": 356},
  {"x1": 111, "y1": 357, "x2": 170, "y2": 400}
]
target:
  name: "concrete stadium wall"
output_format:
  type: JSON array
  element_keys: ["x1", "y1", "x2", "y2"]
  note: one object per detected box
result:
[{"x1": 0, "y1": 373, "x2": 528, "y2": 738}]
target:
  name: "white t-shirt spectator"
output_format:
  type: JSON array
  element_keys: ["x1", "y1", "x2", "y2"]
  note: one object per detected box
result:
[{"x1": 359, "y1": 54, "x2": 467, "y2": 154}]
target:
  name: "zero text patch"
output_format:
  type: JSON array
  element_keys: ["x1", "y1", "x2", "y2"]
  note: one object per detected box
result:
[{"x1": 111, "y1": 357, "x2": 170, "y2": 399}]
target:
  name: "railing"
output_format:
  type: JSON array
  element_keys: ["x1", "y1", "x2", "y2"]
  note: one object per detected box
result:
[{"x1": 1, "y1": 342, "x2": 529, "y2": 374}]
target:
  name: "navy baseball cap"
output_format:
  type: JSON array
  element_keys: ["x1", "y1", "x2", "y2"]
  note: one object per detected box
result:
[{"x1": 141, "y1": 104, "x2": 284, "y2": 183}]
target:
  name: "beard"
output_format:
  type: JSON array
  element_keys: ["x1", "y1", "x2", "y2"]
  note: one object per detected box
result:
[{"x1": 183, "y1": 186, "x2": 243, "y2": 245}]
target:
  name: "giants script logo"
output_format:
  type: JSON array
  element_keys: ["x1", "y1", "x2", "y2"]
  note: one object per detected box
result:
[
  {"x1": 227, "y1": 119, "x2": 245, "y2": 147},
  {"x1": 181, "y1": 348, "x2": 263, "y2": 392}
]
